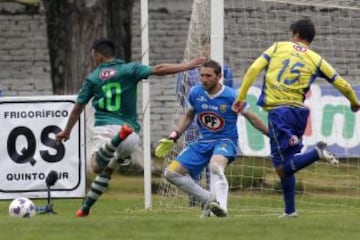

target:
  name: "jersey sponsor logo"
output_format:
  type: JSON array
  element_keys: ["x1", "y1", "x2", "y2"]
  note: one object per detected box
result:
[
  {"x1": 99, "y1": 68, "x2": 117, "y2": 80},
  {"x1": 293, "y1": 44, "x2": 307, "y2": 52},
  {"x1": 201, "y1": 104, "x2": 219, "y2": 111},
  {"x1": 201, "y1": 103, "x2": 208, "y2": 109},
  {"x1": 199, "y1": 112, "x2": 225, "y2": 131}
]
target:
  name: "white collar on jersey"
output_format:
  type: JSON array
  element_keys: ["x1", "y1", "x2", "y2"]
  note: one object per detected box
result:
[{"x1": 205, "y1": 84, "x2": 225, "y2": 99}]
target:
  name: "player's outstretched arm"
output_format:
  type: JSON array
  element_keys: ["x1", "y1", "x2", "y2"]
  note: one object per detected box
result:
[
  {"x1": 56, "y1": 103, "x2": 85, "y2": 142},
  {"x1": 328, "y1": 75, "x2": 360, "y2": 112},
  {"x1": 151, "y1": 57, "x2": 206, "y2": 76},
  {"x1": 241, "y1": 108, "x2": 268, "y2": 136},
  {"x1": 232, "y1": 57, "x2": 267, "y2": 113}
]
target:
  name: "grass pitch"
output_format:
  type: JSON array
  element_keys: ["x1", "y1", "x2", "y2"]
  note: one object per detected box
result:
[{"x1": 1, "y1": 175, "x2": 359, "y2": 240}]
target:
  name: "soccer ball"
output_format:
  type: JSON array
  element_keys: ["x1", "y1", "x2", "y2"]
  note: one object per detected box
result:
[{"x1": 8, "y1": 197, "x2": 36, "y2": 218}]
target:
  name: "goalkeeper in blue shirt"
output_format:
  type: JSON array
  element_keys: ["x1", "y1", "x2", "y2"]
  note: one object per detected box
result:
[
  {"x1": 156, "y1": 60, "x2": 268, "y2": 217},
  {"x1": 176, "y1": 49, "x2": 234, "y2": 206},
  {"x1": 56, "y1": 38, "x2": 206, "y2": 217},
  {"x1": 232, "y1": 18, "x2": 360, "y2": 218}
]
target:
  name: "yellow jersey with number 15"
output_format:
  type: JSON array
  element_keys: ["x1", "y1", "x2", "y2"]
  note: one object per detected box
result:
[{"x1": 236, "y1": 41, "x2": 359, "y2": 110}]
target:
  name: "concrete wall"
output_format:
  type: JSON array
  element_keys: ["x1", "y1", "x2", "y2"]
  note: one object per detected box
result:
[
  {"x1": 0, "y1": 2, "x2": 51, "y2": 96},
  {"x1": 1, "y1": 0, "x2": 360, "y2": 148}
]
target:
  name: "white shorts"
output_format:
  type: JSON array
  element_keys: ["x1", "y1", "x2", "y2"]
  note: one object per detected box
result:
[{"x1": 89, "y1": 125, "x2": 140, "y2": 159}]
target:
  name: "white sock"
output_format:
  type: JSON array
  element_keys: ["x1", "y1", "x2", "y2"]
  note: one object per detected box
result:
[
  {"x1": 165, "y1": 169, "x2": 211, "y2": 203},
  {"x1": 210, "y1": 167, "x2": 229, "y2": 211}
]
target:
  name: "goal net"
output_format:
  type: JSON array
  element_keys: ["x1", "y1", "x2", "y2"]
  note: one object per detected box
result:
[{"x1": 155, "y1": 0, "x2": 360, "y2": 216}]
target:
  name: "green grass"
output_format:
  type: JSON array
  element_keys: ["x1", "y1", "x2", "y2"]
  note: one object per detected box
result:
[{"x1": 1, "y1": 175, "x2": 360, "y2": 240}]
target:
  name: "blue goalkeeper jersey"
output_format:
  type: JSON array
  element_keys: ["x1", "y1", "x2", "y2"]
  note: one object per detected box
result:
[
  {"x1": 77, "y1": 59, "x2": 152, "y2": 132},
  {"x1": 188, "y1": 84, "x2": 238, "y2": 143}
]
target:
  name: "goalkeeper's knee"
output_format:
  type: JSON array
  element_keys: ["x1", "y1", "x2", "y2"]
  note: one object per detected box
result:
[
  {"x1": 164, "y1": 161, "x2": 185, "y2": 184},
  {"x1": 209, "y1": 161, "x2": 225, "y2": 176},
  {"x1": 165, "y1": 168, "x2": 186, "y2": 187}
]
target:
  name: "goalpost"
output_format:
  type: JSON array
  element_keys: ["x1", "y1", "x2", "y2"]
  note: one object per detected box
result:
[
  {"x1": 155, "y1": 0, "x2": 360, "y2": 215},
  {"x1": 141, "y1": 0, "x2": 152, "y2": 209},
  {"x1": 210, "y1": 0, "x2": 224, "y2": 70}
]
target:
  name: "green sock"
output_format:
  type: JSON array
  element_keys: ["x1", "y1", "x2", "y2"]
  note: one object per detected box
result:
[
  {"x1": 81, "y1": 172, "x2": 111, "y2": 213},
  {"x1": 96, "y1": 134, "x2": 124, "y2": 171},
  {"x1": 111, "y1": 134, "x2": 122, "y2": 147}
]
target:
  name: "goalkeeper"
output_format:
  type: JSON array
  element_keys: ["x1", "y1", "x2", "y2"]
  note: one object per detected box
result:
[
  {"x1": 156, "y1": 60, "x2": 268, "y2": 218},
  {"x1": 232, "y1": 18, "x2": 360, "y2": 218},
  {"x1": 55, "y1": 38, "x2": 206, "y2": 217}
]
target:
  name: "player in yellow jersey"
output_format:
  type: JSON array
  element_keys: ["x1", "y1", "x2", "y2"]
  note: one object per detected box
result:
[{"x1": 232, "y1": 18, "x2": 360, "y2": 218}]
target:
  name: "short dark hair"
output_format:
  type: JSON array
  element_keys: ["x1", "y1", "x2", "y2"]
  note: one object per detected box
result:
[
  {"x1": 92, "y1": 38, "x2": 116, "y2": 57},
  {"x1": 202, "y1": 60, "x2": 222, "y2": 75},
  {"x1": 290, "y1": 18, "x2": 316, "y2": 43}
]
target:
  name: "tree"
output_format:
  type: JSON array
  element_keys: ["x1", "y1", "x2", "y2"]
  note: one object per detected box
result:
[{"x1": 42, "y1": 0, "x2": 134, "y2": 94}]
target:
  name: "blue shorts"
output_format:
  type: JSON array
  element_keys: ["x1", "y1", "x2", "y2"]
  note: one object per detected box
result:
[
  {"x1": 176, "y1": 139, "x2": 237, "y2": 179},
  {"x1": 268, "y1": 106, "x2": 309, "y2": 167}
]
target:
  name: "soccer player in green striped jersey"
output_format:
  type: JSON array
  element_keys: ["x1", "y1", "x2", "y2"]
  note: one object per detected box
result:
[{"x1": 56, "y1": 38, "x2": 205, "y2": 217}]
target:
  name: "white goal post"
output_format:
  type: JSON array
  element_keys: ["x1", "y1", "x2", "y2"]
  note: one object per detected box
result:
[
  {"x1": 141, "y1": 0, "x2": 152, "y2": 209},
  {"x1": 210, "y1": 0, "x2": 224, "y2": 72}
]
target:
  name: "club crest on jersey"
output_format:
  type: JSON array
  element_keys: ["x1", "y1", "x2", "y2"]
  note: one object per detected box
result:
[
  {"x1": 220, "y1": 104, "x2": 227, "y2": 113},
  {"x1": 199, "y1": 112, "x2": 225, "y2": 131},
  {"x1": 99, "y1": 68, "x2": 117, "y2": 80},
  {"x1": 293, "y1": 44, "x2": 307, "y2": 52}
]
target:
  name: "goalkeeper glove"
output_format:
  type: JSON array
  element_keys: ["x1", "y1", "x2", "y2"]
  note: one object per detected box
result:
[{"x1": 155, "y1": 131, "x2": 181, "y2": 158}]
